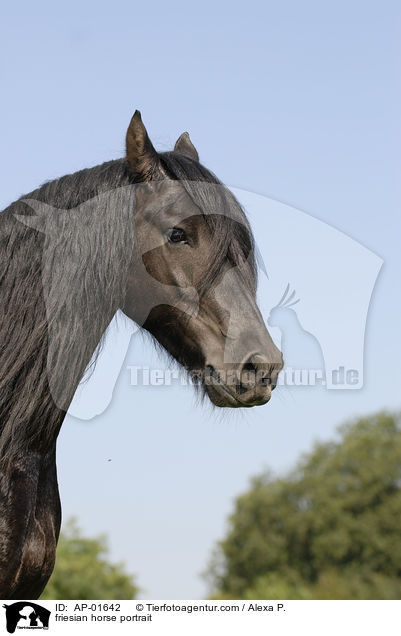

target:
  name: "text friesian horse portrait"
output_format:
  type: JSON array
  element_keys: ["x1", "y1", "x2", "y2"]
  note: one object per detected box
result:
[{"x1": 0, "y1": 111, "x2": 283, "y2": 599}]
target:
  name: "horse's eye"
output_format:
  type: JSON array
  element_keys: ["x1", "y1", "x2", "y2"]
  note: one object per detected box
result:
[{"x1": 168, "y1": 228, "x2": 187, "y2": 244}]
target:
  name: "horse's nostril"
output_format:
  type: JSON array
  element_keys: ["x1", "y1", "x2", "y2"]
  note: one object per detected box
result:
[
  {"x1": 242, "y1": 361, "x2": 258, "y2": 375},
  {"x1": 238, "y1": 354, "x2": 281, "y2": 394},
  {"x1": 239, "y1": 356, "x2": 266, "y2": 393}
]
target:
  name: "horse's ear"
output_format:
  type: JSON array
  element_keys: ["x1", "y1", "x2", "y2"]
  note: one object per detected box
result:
[
  {"x1": 174, "y1": 132, "x2": 199, "y2": 162},
  {"x1": 126, "y1": 110, "x2": 160, "y2": 181}
]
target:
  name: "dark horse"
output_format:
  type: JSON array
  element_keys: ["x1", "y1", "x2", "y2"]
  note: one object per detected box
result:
[{"x1": 0, "y1": 111, "x2": 283, "y2": 599}]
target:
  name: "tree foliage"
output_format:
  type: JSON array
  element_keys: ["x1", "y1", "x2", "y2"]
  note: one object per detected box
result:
[
  {"x1": 40, "y1": 519, "x2": 138, "y2": 599},
  {"x1": 206, "y1": 411, "x2": 401, "y2": 599}
]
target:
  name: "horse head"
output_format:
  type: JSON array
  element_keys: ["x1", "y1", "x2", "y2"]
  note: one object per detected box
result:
[{"x1": 123, "y1": 112, "x2": 283, "y2": 407}]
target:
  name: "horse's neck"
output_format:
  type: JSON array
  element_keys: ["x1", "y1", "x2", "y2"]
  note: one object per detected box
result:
[{"x1": 0, "y1": 209, "x2": 120, "y2": 460}]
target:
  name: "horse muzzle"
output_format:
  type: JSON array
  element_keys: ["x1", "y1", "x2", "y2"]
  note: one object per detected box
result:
[{"x1": 203, "y1": 352, "x2": 283, "y2": 408}]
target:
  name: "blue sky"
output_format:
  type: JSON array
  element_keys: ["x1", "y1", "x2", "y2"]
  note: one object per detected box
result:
[{"x1": 0, "y1": 0, "x2": 400, "y2": 598}]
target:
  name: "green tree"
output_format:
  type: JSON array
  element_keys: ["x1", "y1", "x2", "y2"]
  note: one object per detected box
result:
[
  {"x1": 206, "y1": 411, "x2": 401, "y2": 599},
  {"x1": 40, "y1": 518, "x2": 139, "y2": 599}
]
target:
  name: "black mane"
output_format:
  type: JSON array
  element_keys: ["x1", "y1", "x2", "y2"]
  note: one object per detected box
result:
[{"x1": 0, "y1": 159, "x2": 133, "y2": 460}]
